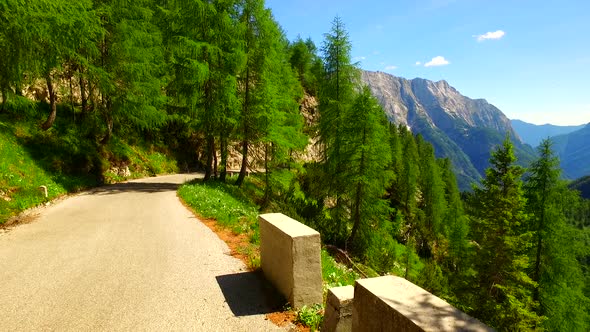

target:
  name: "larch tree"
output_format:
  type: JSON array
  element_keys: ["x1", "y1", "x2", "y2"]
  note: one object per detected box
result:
[
  {"x1": 93, "y1": 0, "x2": 166, "y2": 141},
  {"x1": 524, "y1": 139, "x2": 590, "y2": 331},
  {"x1": 415, "y1": 134, "x2": 446, "y2": 258},
  {"x1": 253, "y1": 19, "x2": 307, "y2": 205},
  {"x1": 24, "y1": 0, "x2": 102, "y2": 130},
  {"x1": 343, "y1": 86, "x2": 392, "y2": 254},
  {"x1": 318, "y1": 16, "x2": 359, "y2": 242},
  {"x1": 235, "y1": 0, "x2": 276, "y2": 187},
  {"x1": 468, "y1": 136, "x2": 542, "y2": 330}
]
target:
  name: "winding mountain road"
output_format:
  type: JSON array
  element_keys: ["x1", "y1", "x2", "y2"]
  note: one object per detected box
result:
[{"x1": 0, "y1": 174, "x2": 281, "y2": 331}]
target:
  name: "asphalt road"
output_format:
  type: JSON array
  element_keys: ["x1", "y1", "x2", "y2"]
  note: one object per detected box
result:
[{"x1": 0, "y1": 174, "x2": 282, "y2": 331}]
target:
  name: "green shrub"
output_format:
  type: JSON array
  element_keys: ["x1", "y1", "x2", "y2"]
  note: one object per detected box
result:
[{"x1": 295, "y1": 304, "x2": 324, "y2": 331}]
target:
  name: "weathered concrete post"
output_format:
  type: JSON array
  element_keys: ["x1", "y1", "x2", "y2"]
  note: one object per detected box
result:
[
  {"x1": 352, "y1": 276, "x2": 494, "y2": 332},
  {"x1": 322, "y1": 285, "x2": 354, "y2": 332},
  {"x1": 258, "y1": 213, "x2": 322, "y2": 309},
  {"x1": 39, "y1": 185, "x2": 48, "y2": 198}
]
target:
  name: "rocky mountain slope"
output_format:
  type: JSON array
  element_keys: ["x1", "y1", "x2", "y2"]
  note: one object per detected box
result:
[
  {"x1": 511, "y1": 119, "x2": 585, "y2": 147},
  {"x1": 361, "y1": 70, "x2": 535, "y2": 189},
  {"x1": 550, "y1": 124, "x2": 590, "y2": 179}
]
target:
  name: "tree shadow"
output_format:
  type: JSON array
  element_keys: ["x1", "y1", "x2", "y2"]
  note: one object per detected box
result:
[
  {"x1": 377, "y1": 292, "x2": 494, "y2": 331},
  {"x1": 215, "y1": 270, "x2": 286, "y2": 317},
  {"x1": 89, "y1": 181, "x2": 182, "y2": 195}
]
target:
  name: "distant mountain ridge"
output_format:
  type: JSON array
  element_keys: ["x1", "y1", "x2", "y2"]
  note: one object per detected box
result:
[
  {"x1": 510, "y1": 119, "x2": 585, "y2": 147},
  {"x1": 550, "y1": 124, "x2": 590, "y2": 179},
  {"x1": 361, "y1": 70, "x2": 536, "y2": 190}
]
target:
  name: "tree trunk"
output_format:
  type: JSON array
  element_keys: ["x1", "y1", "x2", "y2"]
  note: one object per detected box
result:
[
  {"x1": 236, "y1": 138, "x2": 248, "y2": 187},
  {"x1": 348, "y1": 182, "x2": 363, "y2": 248},
  {"x1": 263, "y1": 143, "x2": 270, "y2": 207},
  {"x1": 41, "y1": 74, "x2": 57, "y2": 130},
  {"x1": 101, "y1": 114, "x2": 113, "y2": 144},
  {"x1": 1, "y1": 89, "x2": 6, "y2": 112},
  {"x1": 80, "y1": 78, "x2": 88, "y2": 113},
  {"x1": 204, "y1": 135, "x2": 215, "y2": 181},
  {"x1": 213, "y1": 144, "x2": 218, "y2": 179},
  {"x1": 348, "y1": 126, "x2": 367, "y2": 250},
  {"x1": 69, "y1": 75, "x2": 75, "y2": 122},
  {"x1": 219, "y1": 136, "x2": 228, "y2": 182},
  {"x1": 100, "y1": 98, "x2": 113, "y2": 144},
  {"x1": 237, "y1": 66, "x2": 250, "y2": 187}
]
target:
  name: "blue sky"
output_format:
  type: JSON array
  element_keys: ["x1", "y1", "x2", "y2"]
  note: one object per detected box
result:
[{"x1": 266, "y1": 0, "x2": 590, "y2": 126}]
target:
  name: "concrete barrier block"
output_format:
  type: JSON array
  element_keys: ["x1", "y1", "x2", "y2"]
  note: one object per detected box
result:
[
  {"x1": 259, "y1": 213, "x2": 322, "y2": 309},
  {"x1": 323, "y1": 285, "x2": 354, "y2": 332},
  {"x1": 352, "y1": 276, "x2": 494, "y2": 332}
]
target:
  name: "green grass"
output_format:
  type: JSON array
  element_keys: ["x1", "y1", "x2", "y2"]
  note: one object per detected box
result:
[
  {"x1": 177, "y1": 178, "x2": 363, "y2": 294},
  {"x1": 178, "y1": 180, "x2": 260, "y2": 237},
  {"x1": 0, "y1": 120, "x2": 97, "y2": 222},
  {"x1": 321, "y1": 249, "x2": 359, "y2": 289},
  {"x1": 0, "y1": 100, "x2": 180, "y2": 224},
  {"x1": 178, "y1": 180, "x2": 262, "y2": 268}
]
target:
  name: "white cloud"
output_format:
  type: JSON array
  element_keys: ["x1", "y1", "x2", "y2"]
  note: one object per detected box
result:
[
  {"x1": 353, "y1": 56, "x2": 366, "y2": 62},
  {"x1": 475, "y1": 30, "x2": 505, "y2": 41},
  {"x1": 373, "y1": 51, "x2": 381, "y2": 55},
  {"x1": 424, "y1": 56, "x2": 450, "y2": 67},
  {"x1": 415, "y1": 61, "x2": 421, "y2": 66},
  {"x1": 385, "y1": 65, "x2": 397, "y2": 70}
]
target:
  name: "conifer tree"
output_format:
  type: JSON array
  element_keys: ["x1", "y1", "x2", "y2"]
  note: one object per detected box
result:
[
  {"x1": 524, "y1": 139, "x2": 590, "y2": 331},
  {"x1": 343, "y1": 86, "x2": 392, "y2": 254},
  {"x1": 438, "y1": 158, "x2": 469, "y2": 273},
  {"x1": 93, "y1": 0, "x2": 166, "y2": 140},
  {"x1": 469, "y1": 136, "x2": 542, "y2": 329},
  {"x1": 235, "y1": 0, "x2": 277, "y2": 186},
  {"x1": 23, "y1": 0, "x2": 102, "y2": 130},
  {"x1": 415, "y1": 135, "x2": 446, "y2": 258},
  {"x1": 318, "y1": 16, "x2": 359, "y2": 241}
]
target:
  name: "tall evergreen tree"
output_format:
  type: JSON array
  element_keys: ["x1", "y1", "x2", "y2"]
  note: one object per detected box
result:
[
  {"x1": 524, "y1": 139, "x2": 590, "y2": 331},
  {"x1": 343, "y1": 86, "x2": 391, "y2": 254},
  {"x1": 415, "y1": 134, "x2": 446, "y2": 258},
  {"x1": 317, "y1": 16, "x2": 359, "y2": 241},
  {"x1": 468, "y1": 136, "x2": 542, "y2": 330},
  {"x1": 93, "y1": 0, "x2": 166, "y2": 141},
  {"x1": 24, "y1": 0, "x2": 102, "y2": 130},
  {"x1": 235, "y1": 0, "x2": 277, "y2": 186},
  {"x1": 438, "y1": 158, "x2": 469, "y2": 273}
]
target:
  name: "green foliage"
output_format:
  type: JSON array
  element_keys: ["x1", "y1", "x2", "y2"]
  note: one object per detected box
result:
[
  {"x1": 321, "y1": 249, "x2": 359, "y2": 289},
  {"x1": 295, "y1": 304, "x2": 324, "y2": 331},
  {"x1": 342, "y1": 87, "x2": 392, "y2": 254},
  {"x1": 524, "y1": 139, "x2": 590, "y2": 331},
  {"x1": 0, "y1": 113, "x2": 99, "y2": 222},
  {"x1": 468, "y1": 136, "x2": 542, "y2": 329}
]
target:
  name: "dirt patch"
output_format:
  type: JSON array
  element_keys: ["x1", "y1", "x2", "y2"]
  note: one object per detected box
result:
[
  {"x1": 200, "y1": 218, "x2": 255, "y2": 263},
  {"x1": 266, "y1": 311, "x2": 310, "y2": 331},
  {"x1": 1, "y1": 209, "x2": 42, "y2": 232}
]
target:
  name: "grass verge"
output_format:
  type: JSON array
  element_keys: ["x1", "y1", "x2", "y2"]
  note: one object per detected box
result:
[
  {"x1": 0, "y1": 101, "x2": 179, "y2": 225},
  {"x1": 177, "y1": 178, "x2": 362, "y2": 331}
]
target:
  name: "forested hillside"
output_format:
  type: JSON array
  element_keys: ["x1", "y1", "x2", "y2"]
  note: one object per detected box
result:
[{"x1": 1, "y1": 1, "x2": 588, "y2": 330}]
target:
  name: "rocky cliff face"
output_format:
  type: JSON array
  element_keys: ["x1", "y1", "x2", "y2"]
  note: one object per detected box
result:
[
  {"x1": 362, "y1": 71, "x2": 517, "y2": 137},
  {"x1": 361, "y1": 70, "x2": 535, "y2": 189}
]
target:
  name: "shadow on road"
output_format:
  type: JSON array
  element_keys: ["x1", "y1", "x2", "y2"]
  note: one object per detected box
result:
[
  {"x1": 90, "y1": 182, "x2": 182, "y2": 195},
  {"x1": 216, "y1": 271, "x2": 286, "y2": 317}
]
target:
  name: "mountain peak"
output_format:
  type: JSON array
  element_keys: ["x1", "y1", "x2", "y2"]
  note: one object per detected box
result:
[{"x1": 361, "y1": 70, "x2": 534, "y2": 190}]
